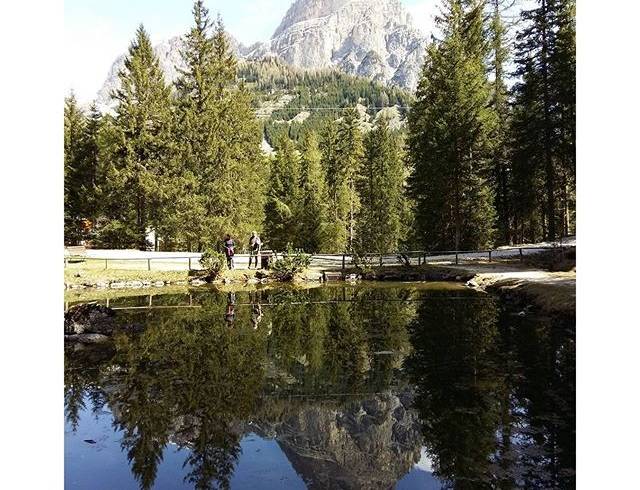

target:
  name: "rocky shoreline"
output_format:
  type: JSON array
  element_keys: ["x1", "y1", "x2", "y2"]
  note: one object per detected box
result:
[{"x1": 65, "y1": 264, "x2": 575, "y2": 318}]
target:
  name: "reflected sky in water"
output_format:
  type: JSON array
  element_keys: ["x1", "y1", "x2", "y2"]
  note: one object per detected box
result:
[{"x1": 65, "y1": 283, "x2": 575, "y2": 489}]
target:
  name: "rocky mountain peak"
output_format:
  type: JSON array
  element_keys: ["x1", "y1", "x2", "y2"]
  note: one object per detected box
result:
[
  {"x1": 251, "y1": 0, "x2": 426, "y2": 90},
  {"x1": 94, "y1": 0, "x2": 427, "y2": 109}
]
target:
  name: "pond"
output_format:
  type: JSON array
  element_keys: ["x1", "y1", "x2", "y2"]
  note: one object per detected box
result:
[{"x1": 64, "y1": 283, "x2": 575, "y2": 489}]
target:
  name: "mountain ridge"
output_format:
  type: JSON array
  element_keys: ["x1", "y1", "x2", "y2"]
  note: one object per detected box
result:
[{"x1": 95, "y1": 0, "x2": 427, "y2": 109}]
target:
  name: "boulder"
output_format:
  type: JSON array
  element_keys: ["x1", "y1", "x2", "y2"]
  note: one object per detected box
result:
[
  {"x1": 190, "y1": 279, "x2": 207, "y2": 286},
  {"x1": 64, "y1": 333, "x2": 110, "y2": 344},
  {"x1": 64, "y1": 303, "x2": 116, "y2": 335},
  {"x1": 125, "y1": 281, "x2": 144, "y2": 288}
]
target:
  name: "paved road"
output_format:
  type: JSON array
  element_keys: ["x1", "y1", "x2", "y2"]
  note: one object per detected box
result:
[{"x1": 77, "y1": 237, "x2": 575, "y2": 272}]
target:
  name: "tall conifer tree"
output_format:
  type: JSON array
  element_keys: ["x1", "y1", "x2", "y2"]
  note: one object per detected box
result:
[
  {"x1": 359, "y1": 116, "x2": 407, "y2": 254},
  {"x1": 109, "y1": 24, "x2": 174, "y2": 249},
  {"x1": 336, "y1": 108, "x2": 365, "y2": 251},
  {"x1": 299, "y1": 132, "x2": 331, "y2": 252},
  {"x1": 64, "y1": 92, "x2": 86, "y2": 244},
  {"x1": 408, "y1": 0, "x2": 496, "y2": 250},
  {"x1": 488, "y1": 0, "x2": 513, "y2": 244},
  {"x1": 265, "y1": 137, "x2": 301, "y2": 250}
]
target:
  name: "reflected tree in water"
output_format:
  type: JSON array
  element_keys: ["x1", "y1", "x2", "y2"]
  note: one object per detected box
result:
[
  {"x1": 109, "y1": 305, "x2": 267, "y2": 490},
  {"x1": 405, "y1": 297, "x2": 504, "y2": 489}
]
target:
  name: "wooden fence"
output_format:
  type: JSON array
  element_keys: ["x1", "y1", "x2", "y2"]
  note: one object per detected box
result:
[{"x1": 64, "y1": 245, "x2": 572, "y2": 272}]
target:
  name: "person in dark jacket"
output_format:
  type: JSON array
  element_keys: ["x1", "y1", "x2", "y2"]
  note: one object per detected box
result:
[{"x1": 223, "y1": 234, "x2": 235, "y2": 270}]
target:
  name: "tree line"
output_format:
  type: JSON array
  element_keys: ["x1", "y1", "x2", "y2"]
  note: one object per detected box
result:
[{"x1": 64, "y1": 0, "x2": 575, "y2": 253}]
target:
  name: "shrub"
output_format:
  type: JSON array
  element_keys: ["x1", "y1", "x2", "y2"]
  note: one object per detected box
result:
[
  {"x1": 271, "y1": 244, "x2": 311, "y2": 280},
  {"x1": 200, "y1": 248, "x2": 228, "y2": 279},
  {"x1": 351, "y1": 252, "x2": 377, "y2": 274}
]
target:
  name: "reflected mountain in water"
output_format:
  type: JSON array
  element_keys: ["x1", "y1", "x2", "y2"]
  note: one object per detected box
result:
[{"x1": 65, "y1": 284, "x2": 575, "y2": 489}]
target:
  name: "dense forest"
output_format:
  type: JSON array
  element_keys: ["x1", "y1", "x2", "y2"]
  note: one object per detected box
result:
[{"x1": 64, "y1": 0, "x2": 575, "y2": 253}]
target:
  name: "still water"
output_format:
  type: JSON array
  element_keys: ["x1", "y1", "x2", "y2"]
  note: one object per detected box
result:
[{"x1": 65, "y1": 283, "x2": 575, "y2": 489}]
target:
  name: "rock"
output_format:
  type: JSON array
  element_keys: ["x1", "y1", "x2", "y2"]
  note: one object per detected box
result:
[
  {"x1": 142, "y1": 280, "x2": 152, "y2": 287},
  {"x1": 302, "y1": 271, "x2": 324, "y2": 282},
  {"x1": 249, "y1": 0, "x2": 426, "y2": 91},
  {"x1": 96, "y1": 0, "x2": 426, "y2": 115},
  {"x1": 324, "y1": 272, "x2": 343, "y2": 282},
  {"x1": 246, "y1": 278, "x2": 260, "y2": 285},
  {"x1": 69, "y1": 284, "x2": 86, "y2": 289},
  {"x1": 96, "y1": 281, "x2": 109, "y2": 289},
  {"x1": 190, "y1": 279, "x2": 207, "y2": 286},
  {"x1": 345, "y1": 274, "x2": 359, "y2": 282},
  {"x1": 152, "y1": 281, "x2": 165, "y2": 287},
  {"x1": 110, "y1": 282, "x2": 126, "y2": 289},
  {"x1": 466, "y1": 279, "x2": 479, "y2": 289},
  {"x1": 125, "y1": 281, "x2": 144, "y2": 288},
  {"x1": 174, "y1": 281, "x2": 188, "y2": 286},
  {"x1": 65, "y1": 303, "x2": 116, "y2": 335},
  {"x1": 64, "y1": 333, "x2": 110, "y2": 344}
]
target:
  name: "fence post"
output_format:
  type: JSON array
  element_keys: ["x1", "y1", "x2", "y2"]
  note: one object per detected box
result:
[
  {"x1": 342, "y1": 254, "x2": 346, "y2": 271},
  {"x1": 188, "y1": 257, "x2": 192, "y2": 271},
  {"x1": 147, "y1": 258, "x2": 151, "y2": 271},
  {"x1": 455, "y1": 252, "x2": 459, "y2": 265},
  {"x1": 105, "y1": 259, "x2": 108, "y2": 270},
  {"x1": 489, "y1": 250, "x2": 492, "y2": 262},
  {"x1": 418, "y1": 254, "x2": 421, "y2": 266},
  {"x1": 379, "y1": 254, "x2": 383, "y2": 267},
  {"x1": 519, "y1": 248, "x2": 523, "y2": 262},
  {"x1": 64, "y1": 258, "x2": 68, "y2": 268}
]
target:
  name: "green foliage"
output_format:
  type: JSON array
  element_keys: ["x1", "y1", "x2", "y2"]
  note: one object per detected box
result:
[
  {"x1": 93, "y1": 219, "x2": 140, "y2": 249},
  {"x1": 199, "y1": 248, "x2": 228, "y2": 278},
  {"x1": 408, "y1": 0, "x2": 497, "y2": 250},
  {"x1": 106, "y1": 24, "x2": 174, "y2": 250},
  {"x1": 510, "y1": 0, "x2": 576, "y2": 242},
  {"x1": 298, "y1": 132, "x2": 331, "y2": 252},
  {"x1": 264, "y1": 137, "x2": 301, "y2": 250},
  {"x1": 357, "y1": 116, "x2": 409, "y2": 254},
  {"x1": 271, "y1": 245, "x2": 311, "y2": 280}
]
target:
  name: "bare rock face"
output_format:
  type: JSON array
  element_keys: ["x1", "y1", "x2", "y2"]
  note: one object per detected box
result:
[
  {"x1": 94, "y1": 0, "x2": 426, "y2": 110},
  {"x1": 248, "y1": 0, "x2": 427, "y2": 91}
]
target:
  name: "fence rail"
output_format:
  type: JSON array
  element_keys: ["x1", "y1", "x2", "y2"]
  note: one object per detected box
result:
[{"x1": 64, "y1": 244, "x2": 573, "y2": 272}]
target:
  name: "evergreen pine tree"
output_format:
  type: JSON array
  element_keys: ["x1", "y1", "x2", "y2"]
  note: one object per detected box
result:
[
  {"x1": 408, "y1": 0, "x2": 496, "y2": 250},
  {"x1": 264, "y1": 136, "x2": 301, "y2": 250},
  {"x1": 488, "y1": 0, "x2": 513, "y2": 245},
  {"x1": 512, "y1": 0, "x2": 576, "y2": 240},
  {"x1": 358, "y1": 116, "x2": 407, "y2": 254},
  {"x1": 109, "y1": 24, "x2": 174, "y2": 249},
  {"x1": 298, "y1": 131, "x2": 330, "y2": 252},
  {"x1": 336, "y1": 108, "x2": 365, "y2": 251},
  {"x1": 64, "y1": 92, "x2": 86, "y2": 244},
  {"x1": 320, "y1": 119, "x2": 349, "y2": 252}
]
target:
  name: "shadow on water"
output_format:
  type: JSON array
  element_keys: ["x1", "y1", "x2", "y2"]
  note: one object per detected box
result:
[{"x1": 65, "y1": 284, "x2": 575, "y2": 489}]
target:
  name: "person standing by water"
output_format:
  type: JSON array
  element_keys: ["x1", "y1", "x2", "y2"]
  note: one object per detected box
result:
[
  {"x1": 223, "y1": 234, "x2": 235, "y2": 270},
  {"x1": 248, "y1": 231, "x2": 262, "y2": 269}
]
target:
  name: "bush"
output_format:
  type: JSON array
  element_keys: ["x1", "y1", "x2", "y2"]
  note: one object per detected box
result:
[
  {"x1": 200, "y1": 248, "x2": 228, "y2": 279},
  {"x1": 271, "y1": 244, "x2": 311, "y2": 280},
  {"x1": 351, "y1": 252, "x2": 377, "y2": 274}
]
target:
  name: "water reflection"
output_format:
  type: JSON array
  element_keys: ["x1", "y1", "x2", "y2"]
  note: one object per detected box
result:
[{"x1": 65, "y1": 284, "x2": 575, "y2": 489}]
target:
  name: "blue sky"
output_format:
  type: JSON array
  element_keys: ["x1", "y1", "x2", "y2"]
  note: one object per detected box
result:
[{"x1": 64, "y1": 0, "x2": 442, "y2": 103}]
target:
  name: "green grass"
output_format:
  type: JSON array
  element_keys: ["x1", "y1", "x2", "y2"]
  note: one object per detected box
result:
[{"x1": 64, "y1": 267, "x2": 190, "y2": 286}]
